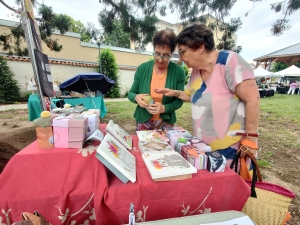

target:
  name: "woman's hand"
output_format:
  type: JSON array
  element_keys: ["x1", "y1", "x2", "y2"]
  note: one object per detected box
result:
[
  {"x1": 135, "y1": 94, "x2": 149, "y2": 108},
  {"x1": 146, "y1": 102, "x2": 165, "y2": 115},
  {"x1": 154, "y1": 88, "x2": 177, "y2": 97}
]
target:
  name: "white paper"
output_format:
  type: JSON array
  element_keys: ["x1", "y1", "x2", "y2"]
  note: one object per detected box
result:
[
  {"x1": 86, "y1": 129, "x2": 104, "y2": 142},
  {"x1": 200, "y1": 215, "x2": 255, "y2": 225}
]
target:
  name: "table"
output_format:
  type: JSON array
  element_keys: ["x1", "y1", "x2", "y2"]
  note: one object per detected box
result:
[
  {"x1": 28, "y1": 94, "x2": 107, "y2": 121},
  {"x1": 0, "y1": 125, "x2": 250, "y2": 225}
]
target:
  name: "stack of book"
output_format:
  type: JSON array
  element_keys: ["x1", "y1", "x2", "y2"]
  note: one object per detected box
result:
[{"x1": 137, "y1": 131, "x2": 197, "y2": 182}]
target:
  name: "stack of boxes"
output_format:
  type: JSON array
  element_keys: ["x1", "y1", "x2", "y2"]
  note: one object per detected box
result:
[
  {"x1": 35, "y1": 109, "x2": 100, "y2": 149},
  {"x1": 164, "y1": 127, "x2": 225, "y2": 172},
  {"x1": 52, "y1": 116, "x2": 88, "y2": 148}
]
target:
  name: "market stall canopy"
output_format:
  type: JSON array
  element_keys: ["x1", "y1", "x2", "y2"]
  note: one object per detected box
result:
[
  {"x1": 59, "y1": 73, "x2": 115, "y2": 94},
  {"x1": 274, "y1": 65, "x2": 300, "y2": 77},
  {"x1": 253, "y1": 67, "x2": 283, "y2": 78},
  {"x1": 253, "y1": 42, "x2": 300, "y2": 67}
]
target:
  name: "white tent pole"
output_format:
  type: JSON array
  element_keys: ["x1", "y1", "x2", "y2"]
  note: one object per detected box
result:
[{"x1": 84, "y1": 80, "x2": 96, "y2": 108}]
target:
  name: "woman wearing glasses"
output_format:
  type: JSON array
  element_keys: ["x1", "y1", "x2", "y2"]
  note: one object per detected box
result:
[
  {"x1": 155, "y1": 22, "x2": 260, "y2": 177},
  {"x1": 128, "y1": 30, "x2": 185, "y2": 131}
]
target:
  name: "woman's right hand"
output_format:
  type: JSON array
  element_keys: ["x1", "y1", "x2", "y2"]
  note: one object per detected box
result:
[
  {"x1": 154, "y1": 88, "x2": 177, "y2": 97},
  {"x1": 135, "y1": 94, "x2": 149, "y2": 108}
]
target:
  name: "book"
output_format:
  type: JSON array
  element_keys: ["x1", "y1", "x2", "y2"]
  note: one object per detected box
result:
[
  {"x1": 142, "y1": 152, "x2": 197, "y2": 181},
  {"x1": 138, "y1": 140, "x2": 174, "y2": 154},
  {"x1": 96, "y1": 133, "x2": 136, "y2": 183},
  {"x1": 105, "y1": 120, "x2": 132, "y2": 150},
  {"x1": 136, "y1": 130, "x2": 169, "y2": 142}
]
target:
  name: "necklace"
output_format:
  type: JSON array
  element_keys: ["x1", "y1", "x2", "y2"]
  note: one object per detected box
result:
[{"x1": 153, "y1": 65, "x2": 167, "y2": 81}]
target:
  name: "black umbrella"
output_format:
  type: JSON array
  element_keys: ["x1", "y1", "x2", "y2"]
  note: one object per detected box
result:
[{"x1": 59, "y1": 72, "x2": 115, "y2": 95}]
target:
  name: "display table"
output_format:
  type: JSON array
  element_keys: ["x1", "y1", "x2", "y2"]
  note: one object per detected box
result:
[
  {"x1": 27, "y1": 94, "x2": 107, "y2": 121},
  {"x1": 0, "y1": 125, "x2": 250, "y2": 225}
]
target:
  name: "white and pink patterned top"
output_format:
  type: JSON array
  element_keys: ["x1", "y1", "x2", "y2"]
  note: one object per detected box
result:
[{"x1": 185, "y1": 50, "x2": 255, "y2": 151}]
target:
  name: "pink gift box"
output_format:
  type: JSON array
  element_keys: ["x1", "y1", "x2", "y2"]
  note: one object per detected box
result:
[
  {"x1": 68, "y1": 117, "x2": 87, "y2": 141},
  {"x1": 68, "y1": 138, "x2": 85, "y2": 148},
  {"x1": 52, "y1": 117, "x2": 69, "y2": 127},
  {"x1": 53, "y1": 127, "x2": 68, "y2": 148}
]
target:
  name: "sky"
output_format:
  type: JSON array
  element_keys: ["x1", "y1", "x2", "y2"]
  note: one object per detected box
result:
[{"x1": 1, "y1": 0, "x2": 300, "y2": 62}]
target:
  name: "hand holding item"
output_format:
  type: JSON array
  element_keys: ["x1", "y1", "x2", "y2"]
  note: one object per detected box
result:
[
  {"x1": 135, "y1": 94, "x2": 150, "y2": 108},
  {"x1": 154, "y1": 88, "x2": 179, "y2": 97},
  {"x1": 147, "y1": 102, "x2": 165, "y2": 115}
]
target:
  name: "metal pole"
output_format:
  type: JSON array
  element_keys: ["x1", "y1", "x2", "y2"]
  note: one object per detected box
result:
[
  {"x1": 97, "y1": 42, "x2": 102, "y2": 74},
  {"x1": 21, "y1": 1, "x2": 46, "y2": 111}
]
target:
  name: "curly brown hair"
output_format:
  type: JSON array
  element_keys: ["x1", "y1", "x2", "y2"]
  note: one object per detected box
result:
[
  {"x1": 152, "y1": 30, "x2": 177, "y2": 53},
  {"x1": 176, "y1": 22, "x2": 215, "y2": 51}
]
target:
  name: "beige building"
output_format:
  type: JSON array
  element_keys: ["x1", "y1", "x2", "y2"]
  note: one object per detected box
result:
[{"x1": 0, "y1": 16, "x2": 237, "y2": 95}]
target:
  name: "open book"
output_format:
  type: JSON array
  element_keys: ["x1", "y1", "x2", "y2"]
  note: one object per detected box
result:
[
  {"x1": 105, "y1": 120, "x2": 132, "y2": 150},
  {"x1": 96, "y1": 132, "x2": 136, "y2": 183}
]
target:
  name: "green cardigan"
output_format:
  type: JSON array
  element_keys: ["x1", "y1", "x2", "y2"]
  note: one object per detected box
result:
[{"x1": 128, "y1": 60, "x2": 185, "y2": 124}]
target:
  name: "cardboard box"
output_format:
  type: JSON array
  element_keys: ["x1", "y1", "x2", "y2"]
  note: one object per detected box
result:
[
  {"x1": 68, "y1": 117, "x2": 88, "y2": 140},
  {"x1": 36, "y1": 127, "x2": 54, "y2": 149},
  {"x1": 81, "y1": 113, "x2": 100, "y2": 137},
  {"x1": 68, "y1": 138, "x2": 85, "y2": 148}
]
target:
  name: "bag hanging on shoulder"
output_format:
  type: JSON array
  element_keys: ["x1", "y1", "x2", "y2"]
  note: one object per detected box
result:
[{"x1": 230, "y1": 151, "x2": 296, "y2": 225}]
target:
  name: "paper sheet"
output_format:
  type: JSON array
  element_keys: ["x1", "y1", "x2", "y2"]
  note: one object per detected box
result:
[{"x1": 200, "y1": 216, "x2": 255, "y2": 225}]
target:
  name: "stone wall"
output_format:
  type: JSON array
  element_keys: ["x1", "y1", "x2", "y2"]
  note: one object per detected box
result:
[{"x1": 6, "y1": 60, "x2": 135, "y2": 96}]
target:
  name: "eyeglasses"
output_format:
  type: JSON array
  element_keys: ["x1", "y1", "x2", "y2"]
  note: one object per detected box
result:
[
  {"x1": 153, "y1": 52, "x2": 171, "y2": 61},
  {"x1": 178, "y1": 46, "x2": 189, "y2": 58}
]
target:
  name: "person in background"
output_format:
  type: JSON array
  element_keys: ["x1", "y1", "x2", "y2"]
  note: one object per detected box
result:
[
  {"x1": 155, "y1": 22, "x2": 260, "y2": 178},
  {"x1": 287, "y1": 81, "x2": 298, "y2": 95},
  {"x1": 128, "y1": 30, "x2": 185, "y2": 131}
]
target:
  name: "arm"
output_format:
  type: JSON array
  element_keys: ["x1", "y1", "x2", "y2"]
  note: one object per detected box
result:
[
  {"x1": 235, "y1": 79, "x2": 260, "y2": 157},
  {"x1": 128, "y1": 67, "x2": 148, "y2": 108}
]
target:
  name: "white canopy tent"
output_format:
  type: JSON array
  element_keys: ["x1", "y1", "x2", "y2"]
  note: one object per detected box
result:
[
  {"x1": 253, "y1": 67, "x2": 284, "y2": 78},
  {"x1": 274, "y1": 65, "x2": 300, "y2": 77}
]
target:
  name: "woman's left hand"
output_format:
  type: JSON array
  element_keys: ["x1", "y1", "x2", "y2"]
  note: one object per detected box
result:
[{"x1": 146, "y1": 102, "x2": 165, "y2": 115}]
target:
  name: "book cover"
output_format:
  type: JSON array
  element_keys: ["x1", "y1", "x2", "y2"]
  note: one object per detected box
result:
[
  {"x1": 105, "y1": 120, "x2": 132, "y2": 150},
  {"x1": 138, "y1": 140, "x2": 174, "y2": 154},
  {"x1": 142, "y1": 152, "x2": 197, "y2": 180},
  {"x1": 96, "y1": 133, "x2": 136, "y2": 183},
  {"x1": 136, "y1": 130, "x2": 169, "y2": 142}
]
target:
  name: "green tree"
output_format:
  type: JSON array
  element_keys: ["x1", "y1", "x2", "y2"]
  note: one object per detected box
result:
[
  {"x1": 0, "y1": 56, "x2": 20, "y2": 103},
  {"x1": 102, "y1": 21, "x2": 130, "y2": 48},
  {"x1": 182, "y1": 64, "x2": 190, "y2": 85},
  {"x1": 99, "y1": 0, "x2": 299, "y2": 50},
  {"x1": 58, "y1": 14, "x2": 93, "y2": 43},
  {"x1": 271, "y1": 62, "x2": 300, "y2": 72},
  {"x1": 98, "y1": 49, "x2": 120, "y2": 98},
  {"x1": 0, "y1": 0, "x2": 72, "y2": 56}
]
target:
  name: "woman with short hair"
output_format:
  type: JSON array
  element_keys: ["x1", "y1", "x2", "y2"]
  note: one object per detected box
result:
[
  {"x1": 128, "y1": 30, "x2": 185, "y2": 131},
  {"x1": 155, "y1": 22, "x2": 260, "y2": 177}
]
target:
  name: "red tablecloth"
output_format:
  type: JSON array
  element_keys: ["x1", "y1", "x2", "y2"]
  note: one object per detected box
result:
[{"x1": 0, "y1": 124, "x2": 250, "y2": 225}]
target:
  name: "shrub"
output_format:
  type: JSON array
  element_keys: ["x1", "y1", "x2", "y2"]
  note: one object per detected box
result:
[
  {"x1": 98, "y1": 49, "x2": 120, "y2": 98},
  {"x1": 0, "y1": 56, "x2": 20, "y2": 103},
  {"x1": 182, "y1": 64, "x2": 190, "y2": 85},
  {"x1": 19, "y1": 91, "x2": 32, "y2": 102}
]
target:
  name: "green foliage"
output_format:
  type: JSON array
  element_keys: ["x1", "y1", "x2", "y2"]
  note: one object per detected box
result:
[
  {"x1": 98, "y1": 49, "x2": 120, "y2": 98},
  {"x1": 271, "y1": 62, "x2": 300, "y2": 72},
  {"x1": 102, "y1": 21, "x2": 130, "y2": 48},
  {"x1": 61, "y1": 15, "x2": 100, "y2": 43},
  {"x1": 182, "y1": 64, "x2": 190, "y2": 85},
  {"x1": 99, "y1": 1, "x2": 159, "y2": 50},
  {"x1": 0, "y1": 56, "x2": 21, "y2": 103},
  {"x1": 0, "y1": 2, "x2": 72, "y2": 56}
]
